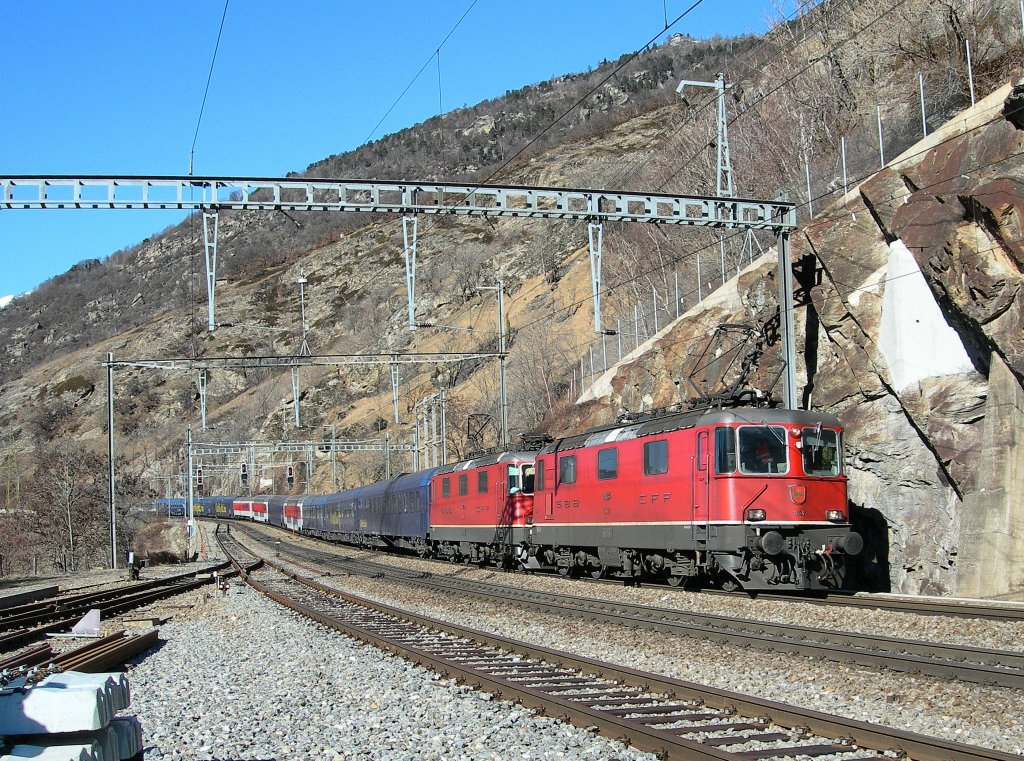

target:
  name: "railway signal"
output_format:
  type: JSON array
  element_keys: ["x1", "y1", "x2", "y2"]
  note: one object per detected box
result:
[
  {"x1": 286, "y1": 464, "x2": 294, "y2": 486},
  {"x1": 240, "y1": 462, "x2": 248, "y2": 485}
]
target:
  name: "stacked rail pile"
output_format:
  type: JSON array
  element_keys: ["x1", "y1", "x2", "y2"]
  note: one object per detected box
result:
[{"x1": 0, "y1": 671, "x2": 143, "y2": 761}]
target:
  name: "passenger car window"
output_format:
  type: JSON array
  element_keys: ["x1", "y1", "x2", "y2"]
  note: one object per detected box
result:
[
  {"x1": 559, "y1": 455, "x2": 577, "y2": 484},
  {"x1": 802, "y1": 427, "x2": 841, "y2": 476},
  {"x1": 643, "y1": 440, "x2": 668, "y2": 475},
  {"x1": 715, "y1": 427, "x2": 736, "y2": 474},
  {"x1": 738, "y1": 426, "x2": 789, "y2": 475},
  {"x1": 597, "y1": 448, "x2": 618, "y2": 480}
]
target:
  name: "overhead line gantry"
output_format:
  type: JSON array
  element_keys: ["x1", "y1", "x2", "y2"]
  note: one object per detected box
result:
[{"x1": 2, "y1": 175, "x2": 798, "y2": 400}]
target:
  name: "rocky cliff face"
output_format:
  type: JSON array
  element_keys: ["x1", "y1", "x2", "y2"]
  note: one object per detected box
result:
[{"x1": 574, "y1": 80, "x2": 1024, "y2": 597}]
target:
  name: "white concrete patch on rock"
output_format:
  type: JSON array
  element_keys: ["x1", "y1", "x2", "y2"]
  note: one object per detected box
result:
[{"x1": 878, "y1": 240, "x2": 973, "y2": 392}]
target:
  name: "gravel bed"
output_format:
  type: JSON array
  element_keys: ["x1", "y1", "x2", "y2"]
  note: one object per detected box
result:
[
  {"x1": 124, "y1": 583, "x2": 659, "y2": 761},
  {"x1": 234, "y1": 529, "x2": 1024, "y2": 755},
  {"x1": 239, "y1": 523, "x2": 1024, "y2": 653}
]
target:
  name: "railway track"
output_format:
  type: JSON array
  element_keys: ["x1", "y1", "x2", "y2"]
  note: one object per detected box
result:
[
  {"x1": 0, "y1": 564, "x2": 228, "y2": 653},
  {"x1": 698, "y1": 588, "x2": 1024, "y2": 623},
  {"x1": 218, "y1": 532, "x2": 1019, "y2": 761},
  {"x1": 233, "y1": 524, "x2": 1024, "y2": 691},
  {"x1": 215, "y1": 518, "x2": 1024, "y2": 622}
]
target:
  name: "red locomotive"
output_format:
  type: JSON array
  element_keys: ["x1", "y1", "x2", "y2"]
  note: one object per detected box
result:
[
  {"x1": 429, "y1": 452, "x2": 536, "y2": 566},
  {"x1": 519, "y1": 406, "x2": 861, "y2": 591}
]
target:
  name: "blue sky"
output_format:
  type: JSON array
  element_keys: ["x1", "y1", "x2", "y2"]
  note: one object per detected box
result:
[{"x1": 1, "y1": 1, "x2": 783, "y2": 298}]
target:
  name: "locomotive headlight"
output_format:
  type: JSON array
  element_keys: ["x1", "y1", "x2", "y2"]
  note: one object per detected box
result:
[
  {"x1": 826, "y1": 509, "x2": 846, "y2": 522},
  {"x1": 745, "y1": 508, "x2": 766, "y2": 522}
]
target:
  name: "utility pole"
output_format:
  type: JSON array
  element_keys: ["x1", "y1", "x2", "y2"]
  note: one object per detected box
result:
[
  {"x1": 106, "y1": 352, "x2": 117, "y2": 569},
  {"x1": 479, "y1": 279, "x2": 508, "y2": 448},
  {"x1": 185, "y1": 427, "x2": 194, "y2": 561},
  {"x1": 677, "y1": 73, "x2": 734, "y2": 197},
  {"x1": 291, "y1": 269, "x2": 311, "y2": 428}
]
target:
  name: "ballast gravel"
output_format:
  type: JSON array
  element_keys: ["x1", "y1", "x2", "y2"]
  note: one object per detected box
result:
[
  {"x1": 233, "y1": 526, "x2": 1024, "y2": 756},
  {"x1": 125, "y1": 584, "x2": 658, "y2": 761}
]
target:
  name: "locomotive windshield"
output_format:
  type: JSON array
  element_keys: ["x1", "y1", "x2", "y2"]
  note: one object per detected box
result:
[
  {"x1": 508, "y1": 464, "x2": 536, "y2": 495},
  {"x1": 802, "y1": 426, "x2": 841, "y2": 476},
  {"x1": 521, "y1": 465, "x2": 535, "y2": 494},
  {"x1": 738, "y1": 425, "x2": 789, "y2": 474}
]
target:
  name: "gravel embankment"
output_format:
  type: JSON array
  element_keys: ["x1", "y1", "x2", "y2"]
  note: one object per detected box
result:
[
  {"x1": 234, "y1": 526, "x2": 1024, "y2": 755},
  {"x1": 125, "y1": 584, "x2": 658, "y2": 761}
]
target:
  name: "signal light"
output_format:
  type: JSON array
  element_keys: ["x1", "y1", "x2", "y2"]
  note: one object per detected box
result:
[
  {"x1": 196, "y1": 467, "x2": 204, "y2": 487},
  {"x1": 240, "y1": 462, "x2": 248, "y2": 484},
  {"x1": 286, "y1": 464, "x2": 295, "y2": 486}
]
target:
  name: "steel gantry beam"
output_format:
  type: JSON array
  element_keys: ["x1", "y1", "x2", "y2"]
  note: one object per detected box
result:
[
  {"x1": 105, "y1": 351, "x2": 504, "y2": 372},
  {"x1": 190, "y1": 438, "x2": 415, "y2": 456},
  {"x1": 0, "y1": 176, "x2": 795, "y2": 229}
]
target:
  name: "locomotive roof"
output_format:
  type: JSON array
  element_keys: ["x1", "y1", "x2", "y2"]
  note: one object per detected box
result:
[
  {"x1": 434, "y1": 450, "x2": 537, "y2": 476},
  {"x1": 540, "y1": 407, "x2": 842, "y2": 454}
]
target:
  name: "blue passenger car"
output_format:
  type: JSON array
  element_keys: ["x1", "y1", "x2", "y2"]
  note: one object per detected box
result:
[
  {"x1": 302, "y1": 486, "x2": 363, "y2": 540},
  {"x1": 355, "y1": 468, "x2": 438, "y2": 552}
]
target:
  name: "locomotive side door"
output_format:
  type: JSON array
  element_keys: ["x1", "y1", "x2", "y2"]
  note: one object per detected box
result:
[{"x1": 691, "y1": 431, "x2": 711, "y2": 545}]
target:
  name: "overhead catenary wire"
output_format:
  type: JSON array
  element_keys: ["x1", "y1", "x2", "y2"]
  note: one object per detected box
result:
[
  {"x1": 189, "y1": 0, "x2": 231, "y2": 175},
  {"x1": 360, "y1": 0, "x2": 478, "y2": 148}
]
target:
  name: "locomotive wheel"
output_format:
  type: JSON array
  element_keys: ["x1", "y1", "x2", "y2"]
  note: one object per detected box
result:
[
  {"x1": 719, "y1": 575, "x2": 741, "y2": 592},
  {"x1": 589, "y1": 566, "x2": 605, "y2": 579},
  {"x1": 557, "y1": 566, "x2": 572, "y2": 577},
  {"x1": 666, "y1": 575, "x2": 684, "y2": 587}
]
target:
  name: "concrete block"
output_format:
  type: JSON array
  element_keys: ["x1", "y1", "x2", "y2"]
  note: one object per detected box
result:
[
  {"x1": 109, "y1": 716, "x2": 143, "y2": 759},
  {"x1": 36, "y1": 673, "x2": 130, "y2": 712},
  {"x1": 1, "y1": 741, "x2": 99, "y2": 760},
  {"x1": 0, "y1": 684, "x2": 112, "y2": 734}
]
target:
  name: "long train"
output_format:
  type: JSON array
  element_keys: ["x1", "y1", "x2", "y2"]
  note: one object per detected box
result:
[{"x1": 177, "y1": 406, "x2": 864, "y2": 592}]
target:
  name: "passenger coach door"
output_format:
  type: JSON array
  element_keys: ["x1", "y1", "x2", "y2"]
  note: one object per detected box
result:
[{"x1": 691, "y1": 431, "x2": 711, "y2": 543}]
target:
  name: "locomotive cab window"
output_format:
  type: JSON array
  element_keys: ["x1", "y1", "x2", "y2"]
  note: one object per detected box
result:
[
  {"x1": 715, "y1": 427, "x2": 737, "y2": 474},
  {"x1": 597, "y1": 448, "x2": 618, "y2": 480},
  {"x1": 521, "y1": 464, "x2": 535, "y2": 494},
  {"x1": 559, "y1": 455, "x2": 577, "y2": 484},
  {"x1": 643, "y1": 440, "x2": 668, "y2": 475},
  {"x1": 802, "y1": 426, "x2": 841, "y2": 476},
  {"x1": 478, "y1": 470, "x2": 489, "y2": 494},
  {"x1": 738, "y1": 426, "x2": 789, "y2": 475}
]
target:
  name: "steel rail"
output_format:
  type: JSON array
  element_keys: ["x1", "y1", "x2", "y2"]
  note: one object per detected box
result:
[
  {"x1": 0, "y1": 576, "x2": 213, "y2": 653},
  {"x1": 707, "y1": 589, "x2": 1024, "y2": 623},
  {"x1": 225, "y1": 541, "x2": 1019, "y2": 761},
  {"x1": 235, "y1": 526, "x2": 1024, "y2": 690},
  {"x1": 0, "y1": 564, "x2": 229, "y2": 629},
  {"x1": 0, "y1": 586, "x2": 60, "y2": 611}
]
